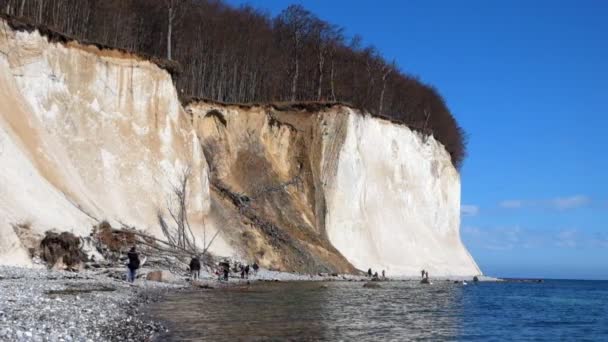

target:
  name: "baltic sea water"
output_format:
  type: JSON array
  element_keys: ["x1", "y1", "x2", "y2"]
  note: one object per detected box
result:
[{"x1": 148, "y1": 279, "x2": 608, "y2": 341}]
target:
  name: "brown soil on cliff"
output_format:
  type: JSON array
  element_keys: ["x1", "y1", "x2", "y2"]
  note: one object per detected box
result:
[{"x1": 192, "y1": 103, "x2": 357, "y2": 274}]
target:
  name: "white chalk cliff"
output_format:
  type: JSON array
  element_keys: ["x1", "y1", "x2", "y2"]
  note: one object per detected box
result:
[
  {"x1": 0, "y1": 19, "x2": 480, "y2": 276},
  {"x1": 324, "y1": 113, "x2": 479, "y2": 276},
  {"x1": 0, "y1": 19, "x2": 233, "y2": 266}
]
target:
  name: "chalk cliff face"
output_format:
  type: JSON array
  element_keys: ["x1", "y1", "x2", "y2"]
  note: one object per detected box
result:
[
  {"x1": 324, "y1": 114, "x2": 480, "y2": 276},
  {"x1": 0, "y1": 19, "x2": 480, "y2": 276},
  {"x1": 0, "y1": 20, "x2": 233, "y2": 266}
]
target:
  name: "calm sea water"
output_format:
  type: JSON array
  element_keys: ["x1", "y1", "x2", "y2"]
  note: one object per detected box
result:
[{"x1": 148, "y1": 279, "x2": 608, "y2": 341}]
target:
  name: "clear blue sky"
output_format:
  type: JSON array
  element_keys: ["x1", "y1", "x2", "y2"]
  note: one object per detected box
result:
[{"x1": 226, "y1": 0, "x2": 608, "y2": 280}]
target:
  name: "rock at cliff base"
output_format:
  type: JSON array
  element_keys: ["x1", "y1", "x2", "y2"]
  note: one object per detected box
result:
[
  {"x1": 363, "y1": 282, "x2": 381, "y2": 288},
  {"x1": 146, "y1": 270, "x2": 177, "y2": 283},
  {"x1": 40, "y1": 231, "x2": 87, "y2": 270}
]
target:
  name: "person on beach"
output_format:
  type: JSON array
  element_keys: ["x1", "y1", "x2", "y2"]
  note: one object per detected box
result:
[
  {"x1": 373, "y1": 271, "x2": 379, "y2": 280},
  {"x1": 245, "y1": 264, "x2": 250, "y2": 279},
  {"x1": 425, "y1": 271, "x2": 429, "y2": 279},
  {"x1": 252, "y1": 263, "x2": 259, "y2": 274},
  {"x1": 126, "y1": 247, "x2": 140, "y2": 283},
  {"x1": 190, "y1": 256, "x2": 201, "y2": 280},
  {"x1": 382, "y1": 270, "x2": 386, "y2": 279},
  {"x1": 223, "y1": 264, "x2": 230, "y2": 281},
  {"x1": 240, "y1": 265, "x2": 246, "y2": 279},
  {"x1": 368, "y1": 268, "x2": 372, "y2": 277}
]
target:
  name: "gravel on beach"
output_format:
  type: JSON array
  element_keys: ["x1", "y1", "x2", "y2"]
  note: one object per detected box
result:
[
  {"x1": 0, "y1": 266, "x2": 177, "y2": 342},
  {"x1": 0, "y1": 266, "x2": 350, "y2": 342}
]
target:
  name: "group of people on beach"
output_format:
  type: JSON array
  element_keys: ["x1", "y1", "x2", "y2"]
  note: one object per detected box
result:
[
  {"x1": 124, "y1": 246, "x2": 260, "y2": 283},
  {"x1": 216, "y1": 261, "x2": 259, "y2": 281},
  {"x1": 125, "y1": 247, "x2": 204, "y2": 283},
  {"x1": 367, "y1": 268, "x2": 386, "y2": 280},
  {"x1": 192, "y1": 257, "x2": 260, "y2": 281},
  {"x1": 125, "y1": 246, "x2": 436, "y2": 285}
]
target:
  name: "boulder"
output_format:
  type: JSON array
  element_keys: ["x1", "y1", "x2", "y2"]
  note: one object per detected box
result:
[
  {"x1": 363, "y1": 282, "x2": 381, "y2": 288},
  {"x1": 40, "y1": 231, "x2": 87, "y2": 270},
  {"x1": 146, "y1": 270, "x2": 178, "y2": 283}
]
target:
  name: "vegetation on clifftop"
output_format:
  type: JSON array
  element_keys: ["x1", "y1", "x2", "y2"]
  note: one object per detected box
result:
[{"x1": 1, "y1": 0, "x2": 466, "y2": 167}]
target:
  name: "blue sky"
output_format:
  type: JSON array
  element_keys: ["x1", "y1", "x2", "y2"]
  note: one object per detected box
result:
[{"x1": 226, "y1": 0, "x2": 608, "y2": 280}]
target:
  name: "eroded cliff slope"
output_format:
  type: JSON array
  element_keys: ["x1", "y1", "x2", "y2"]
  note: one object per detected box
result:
[{"x1": 0, "y1": 18, "x2": 480, "y2": 276}]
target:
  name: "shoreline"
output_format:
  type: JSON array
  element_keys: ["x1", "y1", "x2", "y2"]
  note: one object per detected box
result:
[{"x1": 0, "y1": 266, "x2": 498, "y2": 341}]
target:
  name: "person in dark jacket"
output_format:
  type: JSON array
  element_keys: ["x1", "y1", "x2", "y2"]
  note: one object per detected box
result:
[
  {"x1": 190, "y1": 256, "x2": 201, "y2": 280},
  {"x1": 127, "y1": 247, "x2": 140, "y2": 283},
  {"x1": 368, "y1": 268, "x2": 372, "y2": 277},
  {"x1": 223, "y1": 264, "x2": 229, "y2": 281},
  {"x1": 245, "y1": 264, "x2": 250, "y2": 279},
  {"x1": 252, "y1": 263, "x2": 259, "y2": 274}
]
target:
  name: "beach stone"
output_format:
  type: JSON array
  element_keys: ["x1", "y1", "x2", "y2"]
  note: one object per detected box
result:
[
  {"x1": 146, "y1": 270, "x2": 177, "y2": 283},
  {"x1": 363, "y1": 282, "x2": 381, "y2": 288}
]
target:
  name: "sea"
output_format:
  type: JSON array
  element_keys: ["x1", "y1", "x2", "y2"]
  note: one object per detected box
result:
[{"x1": 147, "y1": 279, "x2": 608, "y2": 341}]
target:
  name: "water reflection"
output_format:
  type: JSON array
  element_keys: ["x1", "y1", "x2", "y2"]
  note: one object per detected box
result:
[{"x1": 148, "y1": 280, "x2": 465, "y2": 341}]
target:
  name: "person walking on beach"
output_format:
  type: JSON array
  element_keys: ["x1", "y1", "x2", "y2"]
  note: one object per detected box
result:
[
  {"x1": 223, "y1": 264, "x2": 229, "y2": 281},
  {"x1": 382, "y1": 270, "x2": 386, "y2": 279},
  {"x1": 245, "y1": 264, "x2": 250, "y2": 279},
  {"x1": 240, "y1": 265, "x2": 246, "y2": 279},
  {"x1": 252, "y1": 263, "x2": 259, "y2": 274},
  {"x1": 190, "y1": 256, "x2": 201, "y2": 280},
  {"x1": 368, "y1": 268, "x2": 372, "y2": 277},
  {"x1": 126, "y1": 247, "x2": 140, "y2": 283}
]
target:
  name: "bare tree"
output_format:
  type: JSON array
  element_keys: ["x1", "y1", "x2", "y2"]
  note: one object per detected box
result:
[
  {"x1": 158, "y1": 166, "x2": 197, "y2": 252},
  {"x1": 17, "y1": 0, "x2": 24, "y2": 16},
  {"x1": 157, "y1": 165, "x2": 220, "y2": 258},
  {"x1": 276, "y1": 5, "x2": 313, "y2": 101},
  {"x1": 165, "y1": 0, "x2": 184, "y2": 60},
  {"x1": 37, "y1": 0, "x2": 43, "y2": 22},
  {"x1": 379, "y1": 61, "x2": 394, "y2": 115}
]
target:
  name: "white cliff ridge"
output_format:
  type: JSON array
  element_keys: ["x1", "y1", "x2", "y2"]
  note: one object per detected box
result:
[{"x1": 0, "y1": 18, "x2": 480, "y2": 276}]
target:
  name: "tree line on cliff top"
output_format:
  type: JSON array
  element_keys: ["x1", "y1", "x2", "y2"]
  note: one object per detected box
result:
[{"x1": 1, "y1": 0, "x2": 466, "y2": 167}]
